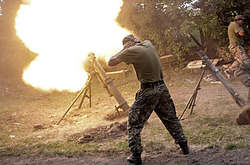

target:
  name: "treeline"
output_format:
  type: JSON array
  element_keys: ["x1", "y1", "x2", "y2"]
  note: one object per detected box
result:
[
  {"x1": 117, "y1": 0, "x2": 250, "y2": 64},
  {"x1": 0, "y1": 0, "x2": 36, "y2": 81}
]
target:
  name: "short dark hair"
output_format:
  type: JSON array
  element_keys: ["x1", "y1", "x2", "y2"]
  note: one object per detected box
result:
[{"x1": 122, "y1": 34, "x2": 136, "y2": 45}]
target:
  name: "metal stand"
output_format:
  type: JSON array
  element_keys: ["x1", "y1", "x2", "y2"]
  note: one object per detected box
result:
[
  {"x1": 78, "y1": 74, "x2": 92, "y2": 109},
  {"x1": 56, "y1": 52, "x2": 130, "y2": 125},
  {"x1": 181, "y1": 33, "x2": 247, "y2": 123},
  {"x1": 179, "y1": 68, "x2": 206, "y2": 120},
  {"x1": 57, "y1": 74, "x2": 93, "y2": 125}
]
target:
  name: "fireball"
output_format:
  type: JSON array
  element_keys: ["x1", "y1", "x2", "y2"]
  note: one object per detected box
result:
[{"x1": 15, "y1": 0, "x2": 129, "y2": 91}]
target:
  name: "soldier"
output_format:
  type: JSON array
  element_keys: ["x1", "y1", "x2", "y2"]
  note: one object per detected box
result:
[
  {"x1": 108, "y1": 34, "x2": 189, "y2": 165},
  {"x1": 225, "y1": 15, "x2": 250, "y2": 103}
]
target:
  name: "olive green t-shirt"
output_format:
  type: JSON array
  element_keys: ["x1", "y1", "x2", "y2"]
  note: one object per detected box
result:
[
  {"x1": 118, "y1": 40, "x2": 163, "y2": 83},
  {"x1": 228, "y1": 21, "x2": 244, "y2": 47}
]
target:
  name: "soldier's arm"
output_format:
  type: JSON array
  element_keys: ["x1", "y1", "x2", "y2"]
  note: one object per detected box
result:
[
  {"x1": 238, "y1": 30, "x2": 244, "y2": 37},
  {"x1": 235, "y1": 24, "x2": 244, "y2": 36},
  {"x1": 108, "y1": 41, "x2": 135, "y2": 66},
  {"x1": 108, "y1": 50, "x2": 125, "y2": 66}
]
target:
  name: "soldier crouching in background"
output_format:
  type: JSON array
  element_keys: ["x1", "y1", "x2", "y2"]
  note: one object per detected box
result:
[
  {"x1": 108, "y1": 34, "x2": 189, "y2": 165},
  {"x1": 225, "y1": 15, "x2": 250, "y2": 103}
]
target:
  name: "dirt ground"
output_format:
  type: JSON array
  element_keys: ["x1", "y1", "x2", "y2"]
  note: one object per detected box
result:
[
  {"x1": 0, "y1": 67, "x2": 250, "y2": 164},
  {"x1": 1, "y1": 147, "x2": 250, "y2": 165}
]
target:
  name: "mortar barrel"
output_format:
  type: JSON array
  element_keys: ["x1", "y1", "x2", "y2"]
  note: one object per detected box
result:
[{"x1": 89, "y1": 53, "x2": 130, "y2": 111}]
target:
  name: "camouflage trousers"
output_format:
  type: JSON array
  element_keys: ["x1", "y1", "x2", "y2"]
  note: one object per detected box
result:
[
  {"x1": 229, "y1": 45, "x2": 250, "y2": 102},
  {"x1": 128, "y1": 82, "x2": 187, "y2": 154}
]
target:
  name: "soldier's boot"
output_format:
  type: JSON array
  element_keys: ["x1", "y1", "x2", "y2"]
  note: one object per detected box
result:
[
  {"x1": 127, "y1": 153, "x2": 142, "y2": 165},
  {"x1": 178, "y1": 141, "x2": 190, "y2": 155}
]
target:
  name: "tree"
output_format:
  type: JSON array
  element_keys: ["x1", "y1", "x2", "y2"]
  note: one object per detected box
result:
[
  {"x1": 0, "y1": 0, "x2": 22, "y2": 37},
  {"x1": 193, "y1": 0, "x2": 250, "y2": 46},
  {"x1": 117, "y1": 0, "x2": 200, "y2": 64},
  {"x1": 117, "y1": 0, "x2": 250, "y2": 64},
  {"x1": 0, "y1": 0, "x2": 36, "y2": 81}
]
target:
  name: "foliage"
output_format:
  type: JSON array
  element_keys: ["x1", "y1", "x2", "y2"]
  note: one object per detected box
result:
[
  {"x1": 0, "y1": 0, "x2": 22, "y2": 37},
  {"x1": 117, "y1": 0, "x2": 194, "y2": 64},
  {"x1": 0, "y1": 0, "x2": 36, "y2": 80},
  {"x1": 192, "y1": 0, "x2": 250, "y2": 46},
  {"x1": 117, "y1": 0, "x2": 250, "y2": 64}
]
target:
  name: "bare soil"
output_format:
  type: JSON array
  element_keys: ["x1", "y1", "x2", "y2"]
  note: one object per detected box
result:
[
  {"x1": 0, "y1": 68, "x2": 250, "y2": 165},
  {"x1": 1, "y1": 147, "x2": 250, "y2": 165}
]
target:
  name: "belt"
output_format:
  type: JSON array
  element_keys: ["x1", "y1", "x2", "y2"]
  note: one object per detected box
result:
[{"x1": 141, "y1": 80, "x2": 164, "y2": 89}]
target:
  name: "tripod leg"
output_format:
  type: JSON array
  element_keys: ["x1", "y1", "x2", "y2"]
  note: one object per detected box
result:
[
  {"x1": 57, "y1": 86, "x2": 88, "y2": 125},
  {"x1": 57, "y1": 75, "x2": 92, "y2": 125},
  {"x1": 190, "y1": 91, "x2": 198, "y2": 115},
  {"x1": 179, "y1": 94, "x2": 195, "y2": 120},
  {"x1": 79, "y1": 75, "x2": 93, "y2": 108},
  {"x1": 189, "y1": 70, "x2": 205, "y2": 115},
  {"x1": 78, "y1": 88, "x2": 89, "y2": 109},
  {"x1": 89, "y1": 80, "x2": 92, "y2": 107},
  {"x1": 179, "y1": 69, "x2": 205, "y2": 120}
]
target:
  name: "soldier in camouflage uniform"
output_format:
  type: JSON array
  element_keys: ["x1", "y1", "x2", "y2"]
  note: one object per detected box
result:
[
  {"x1": 225, "y1": 15, "x2": 250, "y2": 103},
  {"x1": 108, "y1": 34, "x2": 189, "y2": 165}
]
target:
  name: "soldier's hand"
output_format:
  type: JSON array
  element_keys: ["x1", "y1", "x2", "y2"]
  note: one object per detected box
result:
[{"x1": 123, "y1": 41, "x2": 135, "y2": 50}]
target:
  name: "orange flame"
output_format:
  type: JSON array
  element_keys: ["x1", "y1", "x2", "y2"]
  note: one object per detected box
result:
[{"x1": 16, "y1": 0, "x2": 129, "y2": 92}]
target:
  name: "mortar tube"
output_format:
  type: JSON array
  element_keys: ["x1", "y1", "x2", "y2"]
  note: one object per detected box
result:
[{"x1": 88, "y1": 53, "x2": 130, "y2": 112}]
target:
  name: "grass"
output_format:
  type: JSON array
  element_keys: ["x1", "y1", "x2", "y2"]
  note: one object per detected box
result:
[
  {"x1": 0, "y1": 140, "x2": 102, "y2": 157},
  {"x1": 115, "y1": 142, "x2": 129, "y2": 151},
  {"x1": 0, "y1": 69, "x2": 250, "y2": 158},
  {"x1": 144, "y1": 141, "x2": 166, "y2": 152},
  {"x1": 185, "y1": 115, "x2": 250, "y2": 148}
]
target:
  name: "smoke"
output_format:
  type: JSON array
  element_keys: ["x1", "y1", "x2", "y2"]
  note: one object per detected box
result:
[{"x1": 15, "y1": 0, "x2": 129, "y2": 92}]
